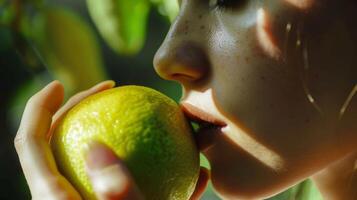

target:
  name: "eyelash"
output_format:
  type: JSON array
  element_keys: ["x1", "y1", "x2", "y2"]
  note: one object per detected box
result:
[{"x1": 210, "y1": 0, "x2": 246, "y2": 11}]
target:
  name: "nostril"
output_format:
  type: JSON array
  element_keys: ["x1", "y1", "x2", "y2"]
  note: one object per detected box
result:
[{"x1": 171, "y1": 73, "x2": 197, "y2": 81}]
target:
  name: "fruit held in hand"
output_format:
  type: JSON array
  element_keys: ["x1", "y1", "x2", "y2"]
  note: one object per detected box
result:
[{"x1": 51, "y1": 86, "x2": 200, "y2": 200}]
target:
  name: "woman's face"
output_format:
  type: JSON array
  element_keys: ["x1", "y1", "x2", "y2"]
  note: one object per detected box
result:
[{"x1": 154, "y1": 0, "x2": 357, "y2": 199}]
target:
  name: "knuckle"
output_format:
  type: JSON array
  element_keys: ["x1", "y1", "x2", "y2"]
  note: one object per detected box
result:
[
  {"x1": 14, "y1": 132, "x2": 35, "y2": 153},
  {"x1": 14, "y1": 134, "x2": 22, "y2": 150},
  {"x1": 14, "y1": 129, "x2": 37, "y2": 152},
  {"x1": 14, "y1": 131, "x2": 27, "y2": 151},
  {"x1": 14, "y1": 130, "x2": 41, "y2": 153}
]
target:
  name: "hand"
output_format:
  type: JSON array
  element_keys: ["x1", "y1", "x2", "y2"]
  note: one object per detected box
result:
[{"x1": 14, "y1": 81, "x2": 209, "y2": 200}]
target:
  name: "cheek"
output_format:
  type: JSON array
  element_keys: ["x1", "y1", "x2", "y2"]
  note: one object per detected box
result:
[
  {"x1": 255, "y1": 6, "x2": 301, "y2": 63},
  {"x1": 256, "y1": 8, "x2": 282, "y2": 60},
  {"x1": 255, "y1": 1, "x2": 308, "y2": 62}
]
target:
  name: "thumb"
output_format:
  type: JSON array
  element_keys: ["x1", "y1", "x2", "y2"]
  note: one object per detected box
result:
[{"x1": 85, "y1": 141, "x2": 143, "y2": 200}]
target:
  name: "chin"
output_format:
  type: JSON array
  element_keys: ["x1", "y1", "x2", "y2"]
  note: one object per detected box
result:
[
  {"x1": 209, "y1": 164, "x2": 279, "y2": 200},
  {"x1": 204, "y1": 134, "x2": 291, "y2": 200}
]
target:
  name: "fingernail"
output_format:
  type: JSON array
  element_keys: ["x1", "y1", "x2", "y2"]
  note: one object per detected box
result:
[
  {"x1": 94, "y1": 80, "x2": 116, "y2": 89},
  {"x1": 105, "y1": 80, "x2": 116, "y2": 88},
  {"x1": 43, "y1": 80, "x2": 62, "y2": 90}
]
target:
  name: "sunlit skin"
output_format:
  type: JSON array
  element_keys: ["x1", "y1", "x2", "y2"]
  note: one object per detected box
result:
[
  {"x1": 154, "y1": 0, "x2": 357, "y2": 199},
  {"x1": 285, "y1": 0, "x2": 314, "y2": 10},
  {"x1": 15, "y1": 0, "x2": 356, "y2": 200},
  {"x1": 256, "y1": 8, "x2": 281, "y2": 60}
]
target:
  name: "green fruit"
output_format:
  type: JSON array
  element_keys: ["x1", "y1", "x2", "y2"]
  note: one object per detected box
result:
[
  {"x1": 87, "y1": 0, "x2": 150, "y2": 55},
  {"x1": 51, "y1": 86, "x2": 200, "y2": 200}
]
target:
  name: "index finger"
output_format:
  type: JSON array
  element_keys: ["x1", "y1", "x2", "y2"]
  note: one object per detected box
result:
[{"x1": 14, "y1": 81, "x2": 82, "y2": 199}]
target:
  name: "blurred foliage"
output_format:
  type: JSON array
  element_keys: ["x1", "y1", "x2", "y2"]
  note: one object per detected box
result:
[
  {"x1": 1, "y1": 0, "x2": 322, "y2": 199},
  {"x1": 31, "y1": 6, "x2": 106, "y2": 95},
  {"x1": 268, "y1": 179, "x2": 323, "y2": 200},
  {"x1": 0, "y1": 1, "x2": 15, "y2": 26},
  {"x1": 0, "y1": 26, "x2": 12, "y2": 50},
  {"x1": 151, "y1": 0, "x2": 179, "y2": 22},
  {"x1": 86, "y1": 0, "x2": 178, "y2": 55},
  {"x1": 1, "y1": 0, "x2": 178, "y2": 95},
  {"x1": 87, "y1": 0, "x2": 178, "y2": 55},
  {"x1": 87, "y1": 0, "x2": 150, "y2": 55}
]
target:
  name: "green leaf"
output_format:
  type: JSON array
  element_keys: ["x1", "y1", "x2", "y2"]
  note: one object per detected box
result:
[
  {"x1": 87, "y1": 0, "x2": 150, "y2": 55},
  {"x1": 24, "y1": 0, "x2": 45, "y2": 10},
  {"x1": 32, "y1": 7, "x2": 107, "y2": 95},
  {"x1": 0, "y1": 2, "x2": 15, "y2": 26},
  {"x1": 153, "y1": 0, "x2": 179, "y2": 22},
  {"x1": 267, "y1": 179, "x2": 323, "y2": 200},
  {"x1": 295, "y1": 179, "x2": 323, "y2": 200}
]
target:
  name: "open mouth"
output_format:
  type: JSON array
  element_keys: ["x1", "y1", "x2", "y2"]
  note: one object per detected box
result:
[
  {"x1": 180, "y1": 102, "x2": 227, "y2": 131},
  {"x1": 180, "y1": 102, "x2": 227, "y2": 151}
]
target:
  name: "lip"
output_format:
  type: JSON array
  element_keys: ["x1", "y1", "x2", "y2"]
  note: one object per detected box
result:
[
  {"x1": 180, "y1": 102, "x2": 227, "y2": 127},
  {"x1": 180, "y1": 102, "x2": 227, "y2": 151}
]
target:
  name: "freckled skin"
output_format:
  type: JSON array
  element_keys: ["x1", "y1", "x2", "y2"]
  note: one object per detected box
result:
[{"x1": 154, "y1": 0, "x2": 357, "y2": 199}]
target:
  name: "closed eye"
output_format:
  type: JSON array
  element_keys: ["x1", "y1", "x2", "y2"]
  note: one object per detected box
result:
[{"x1": 209, "y1": 0, "x2": 247, "y2": 11}]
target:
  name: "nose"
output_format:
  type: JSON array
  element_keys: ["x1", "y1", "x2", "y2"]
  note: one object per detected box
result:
[
  {"x1": 153, "y1": 7, "x2": 210, "y2": 85},
  {"x1": 154, "y1": 42, "x2": 210, "y2": 83}
]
